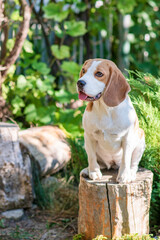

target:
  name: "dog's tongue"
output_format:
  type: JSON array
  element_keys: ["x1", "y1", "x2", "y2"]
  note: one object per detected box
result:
[{"x1": 78, "y1": 91, "x2": 88, "y2": 100}]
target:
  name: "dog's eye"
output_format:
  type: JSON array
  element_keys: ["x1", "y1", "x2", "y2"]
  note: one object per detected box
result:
[
  {"x1": 82, "y1": 69, "x2": 85, "y2": 74},
  {"x1": 95, "y1": 71, "x2": 103, "y2": 77}
]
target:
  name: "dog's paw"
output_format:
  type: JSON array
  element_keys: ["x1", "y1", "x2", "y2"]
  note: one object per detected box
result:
[
  {"x1": 80, "y1": 168, "x2": 89, "y2": 177},
  {"x1": 89, "y1": 168, "x2": 102, "y2": 180},
  {"x1": 130, "y1": 169, "x2": 137, "y2": 182},
  {"x1": 116, "y1": 169, "x2": 132, "y2": 183}
]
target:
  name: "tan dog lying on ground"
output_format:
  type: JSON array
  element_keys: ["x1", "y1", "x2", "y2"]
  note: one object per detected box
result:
[{"x1": 77, "y1": 59, "x2": 145, "y2": 183}]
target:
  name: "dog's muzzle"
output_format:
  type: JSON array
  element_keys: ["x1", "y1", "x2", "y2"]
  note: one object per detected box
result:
[
  {"x1": 77, "y1": 79, "x2": 102, "y2": 101},
  {"x1": 77, "y1": 80, "x2": 86, "y2": 91}
]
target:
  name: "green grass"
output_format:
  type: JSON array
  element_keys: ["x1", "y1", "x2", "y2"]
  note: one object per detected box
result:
[{"x1": 128, "y1": 71, "x2": 160, "y2": 226}]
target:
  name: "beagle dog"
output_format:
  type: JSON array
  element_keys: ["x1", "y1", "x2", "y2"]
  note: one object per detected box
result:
[{"x1": 77, "y1": 59, "x2": 145, "y2": 183}]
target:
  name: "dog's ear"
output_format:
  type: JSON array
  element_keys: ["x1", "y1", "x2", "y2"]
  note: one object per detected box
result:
[
  {"x1": 103, "y1": 67, "x2": 131, "y2": 107},
  {"x1": 79, "y1": 59, "x2": 92, "y2": 78}
]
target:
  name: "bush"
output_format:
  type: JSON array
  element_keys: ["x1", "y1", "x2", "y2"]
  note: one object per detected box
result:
[{"x1": 128, "y1": 71, "x2": 160, "y2": 227}]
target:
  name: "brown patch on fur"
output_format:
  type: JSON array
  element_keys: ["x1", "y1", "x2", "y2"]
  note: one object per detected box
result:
[
  {"x1": 102, "y1": 63, "x2": 131, "y2": 107},
  {"x1": 93, "y1": 59, "x2": 116, "y2": 84},
  {"x1": 134, "y1": 116, "x2": 145, "y2": 139},
  {"x1": 138, "y1": 128, "x2": 145, "y2": 139},
  {"x1": 86, "y1": 102, "x2": 93, "y2": 112},
  {"x1": 134, "y1": 116, "x2": 139, "y2": 131},
  {"x1": 79, "y1": 58, "x2": 131, "y2": 107},
  {"x1": 79, "y1": 59, "x2": 93, "y2": 78}
]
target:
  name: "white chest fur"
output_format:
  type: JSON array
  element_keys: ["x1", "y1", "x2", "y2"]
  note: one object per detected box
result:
[
  {"x1": 83, "y1": 97, "x2": 136, "y2": 164},
  {"x1": 83, "y1": 97, "x2": 135, "y2": 136}
]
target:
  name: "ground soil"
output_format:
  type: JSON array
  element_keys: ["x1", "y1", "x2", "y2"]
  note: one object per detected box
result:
[{"x1": 0, "y1": 208, "x2": 77, "y2": 240}]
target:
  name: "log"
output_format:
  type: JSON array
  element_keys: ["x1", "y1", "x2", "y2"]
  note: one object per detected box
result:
[
  {"x1": 0, "y1": 123, "x2": 33, "y2": 210},
  {"x1": 19, "y1": 126, "x2": 71, "y2": 177},
  {"x1": 78, "y1": 168, "x2": 153, "y2": 240}
]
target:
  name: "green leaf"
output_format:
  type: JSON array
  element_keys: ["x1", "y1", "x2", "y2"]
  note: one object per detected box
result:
[
  {"x1": 64, "y1": 20, "x2": 87, "y2": 37},
  {"x1": 32, "y1": 62, "x2": 50, "y2": 75},
  {"x1": 62, "y1": 123, "x2": 82, "y2": 137},
  {"x1": 24, "y1": 104, "x2": 36, "y2": 114},
  {"x1": 10, "y1": 10, "x2": 23, "y2": 21},
  {"x1": 23, "y1": 40, "x2": 33, "y2": 53},
  {"x1": 40, "y1": 115, "x2": 52, "y2": 124},
  {"x1": 36, "y1": 78, "x2": 53, "y2": 93},
  {"x1": 36, "y1": 79, "x2": 45, "y2": 91},
  {"x1": 6, "y1": 39, "x2": 15, "y2": 52},
  {"x1": 37, "y1": 108, "x2": 52, "y2": 124},
  {"x1": 75, "y1": 2, "x2": 87, "y2": 12},
  {"x1": 43, "y1": 2, "x2": 69, "y2": 22},
  {"x1": 44, "y1": 75, "x2": 55, "y2": 83},
  {"x1": 11, "y1": 96, "x2": 25, "y2": 115},
  {"x1": 7, "y1": 65, "x2": 16, "y2": 78},
  {"x1": 55, "y1": 89, "x2": 77, "y2": 103},
  {"x1": 54, "y1": 24, "x2": 64, "y2": 38},
  {"x1": 36, "y1": 106, "x2": 55, "y2": 124},
  {"x1": 117, "y1": 0, "x2": 136, "y2": 14},
  {"x1": 61, "y1": 61, "x2": 81, "y2": 75},
  {"x1": 17, "y1": 75, "x2": 27, "y2": 89},
  {"x1": 61, "y1": 61, "x2": 81, "y2": 81},
  {"x1": 51, "y1": 45, "x2": 70, "y2": 60},
  {"x1": 24, "y1": 104, "x2": 37, "y2": 122}
]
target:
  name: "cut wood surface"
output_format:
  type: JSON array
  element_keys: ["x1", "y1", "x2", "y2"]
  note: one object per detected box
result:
[
  {"x1": 78, "y1": 168, "x2": 153, "y2": 240},
  {"x1": 0, "y1": 123, "x2": 33, "y2": 210}
]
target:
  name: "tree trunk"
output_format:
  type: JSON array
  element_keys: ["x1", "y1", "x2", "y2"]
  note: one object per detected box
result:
[
  {"x1": 0, "y1": 0, "x2": 31, "y2": 82},
  {"x1": 78, "y1": 168, "x2": 153, "y2": 240}
]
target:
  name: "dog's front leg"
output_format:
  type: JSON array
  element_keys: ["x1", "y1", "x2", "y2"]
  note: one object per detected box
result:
[
  {"x1": 84, "y1": 132, "x2": 102, "y2": 180},
  {"x1": 116, "y1": 139, "x2": 133, "y2": 183}
]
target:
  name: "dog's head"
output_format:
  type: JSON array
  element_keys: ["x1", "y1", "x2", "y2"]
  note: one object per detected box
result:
[{"x1": 77, "y1": 59, "x2": 130, "y2": 107}]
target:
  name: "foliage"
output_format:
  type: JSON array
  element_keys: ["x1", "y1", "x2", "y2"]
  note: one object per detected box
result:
[
  {"x1": 9, "y1": 225, "x2": 33, "y2": 239},
  {"x1": 40, "y1": 176, "x2": 78, "y2": 216},
  {"x1": 2, "y1": 43, "x2": 84, "y2": 132},
  {"x1": 65, "y1": 137, "x2": 88, "y2": 184},
  {"x1": 3, "y1": 0, "x2": 160, "y2": 81},
  {"x1": 73, "y1": 233, "x2": 84, "y2": 240},
  {"x1": 73, "y1": 234, "x2": 160, "y2": 240},
  {"x1": 0, "y1": 219, "x2": 6, "y2": 229},
  {"x1": 1, "y1": 0, "x2": 160, "y2": 229},
  {"x1": 31, "y1": 157, "x2": 50, "y2": 209},
  {"x1": 93, "y1": 235, "x2": 107, "y2": 240},
  {"x1": 128, "y1": 71, "x2": 160, "y2": 226},
  {"x1": 113, "y1": 234, "x2": 160, "y2": 240}
]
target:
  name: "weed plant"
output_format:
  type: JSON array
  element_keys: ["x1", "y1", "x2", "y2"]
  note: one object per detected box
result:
[
  {"x1": 73, "y1": 234, "x2": 160, "y2": 240},
  {"x1": 128, "y1": 71, "x2": 160, "y2": 226}
]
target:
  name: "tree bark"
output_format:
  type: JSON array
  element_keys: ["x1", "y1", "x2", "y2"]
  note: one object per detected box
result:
[
  {"x1": 0, "y1": 0, "x2": 31, "y2": 83},
  {"x1": 80, "y1": 0, "x2": 93, "y2": 60},
  {"x1": 0, "y1": 0, "x2": 9, "y2": 62},
  {"x1": 78, "y1": 168, "x2": 153, "y2": 240}
]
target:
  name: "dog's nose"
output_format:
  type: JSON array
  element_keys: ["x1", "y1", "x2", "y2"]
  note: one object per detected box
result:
[{"x1": 77, "y1": 80, "x2": 86, "y2": 89}]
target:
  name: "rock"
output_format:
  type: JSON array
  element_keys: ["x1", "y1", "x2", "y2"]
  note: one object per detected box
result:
[
  {"x1": 78, "y1": 168, "x2": 153, "y2": 240},
  {"x1": 19, "y1": 126, "x2": 71, "y2": 177},
  {"x1": 40, "y1": 229, "x2": 73, "y2": 240},
  {"x1": 41, "y1": 176, "x2": 58, "y2": 188},
  {"x1": 1, "y1": 209, "x2": 24, "y2": 220},
  {"x1": 0, "y1": 123, "x2": 33, "y2": 211},
  {"x1": 31, "y1": 204, "x2": 38, "y2": 210}
]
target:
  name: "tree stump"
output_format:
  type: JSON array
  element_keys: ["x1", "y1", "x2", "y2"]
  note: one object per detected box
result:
[
  {"x1": 78, "y1": 168, "x2": 153, "y2": 240},
  {"x1": 0, "y1": 123, "x2": 33, "y2": 210}
]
